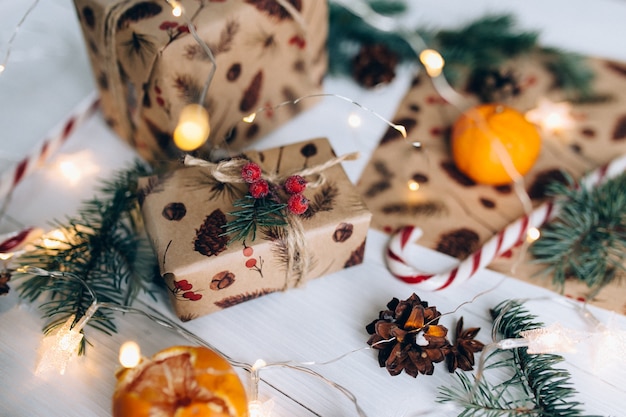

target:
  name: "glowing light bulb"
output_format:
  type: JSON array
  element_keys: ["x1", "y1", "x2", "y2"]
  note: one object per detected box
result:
[
  {"x1": 59, "y1": 160, "x2": 82, "y2": 186},
  {"x1": 170, "y1": 1, "x2": 182, "y2": 16},
  {"x1": 394, "y1": 124, "x2": 407, "y2": 139},
  {"x1": 525, "y1": 98, "x2": 575, "y2": 135},
  {"x1": 252, "y1": 358, "x2": 267, "y2": 371},
  {"x1": 35, "y1": 315, "x2": 83, "y2": 376},
  {"x1": 0, "y1": 64, "x2": 5, "y2": 74},
  {"x1": 173, "y1": 104, "x2": 211, "y2": 151},
  {"x1": 248, "y1": 399, "x2": 274, "y2": 417},
  {"x1": 0, "y1": 253, "x2": 12, "y2": 261},
  {"x1": 42, "y1": 229, "x2": 68, "y2": 250},
  {"x1": 526, "y1": 227, "x2": 540, "y2": 242},
  {"x1": 347, "y1": 113, "x2": 361, "y2": 128},
  {"x1": 419, "y1": 49, "x2": 445, "y2": 77},
  {"x1": 119, "y1": 341, "x2": 141, "y2": 368},
  {"x1": 519, "y1": 323, "x2": 577, "y2": 354},
  {"x1": 243, "y1": 113, "x2": 257, "y2": 123},
  {"x1": 407, "y1": 180, "x2": 420, "y2": 191}
]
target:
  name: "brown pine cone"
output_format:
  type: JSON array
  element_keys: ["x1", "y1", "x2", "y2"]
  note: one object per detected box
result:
[
  {"x1": 366, "y1": 293, "x2": 451, "y2": 377},
  {"x1": 446, "y1": 316, "x2": 485, "y2": 372},
  {"x1": 352, "y1": 44, "x2": 399, "y2": 88}
]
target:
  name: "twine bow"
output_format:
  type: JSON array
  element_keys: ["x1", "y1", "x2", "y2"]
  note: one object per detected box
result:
[{"x1": 184, "y1": 151, "x2": 359, "y2": 289}]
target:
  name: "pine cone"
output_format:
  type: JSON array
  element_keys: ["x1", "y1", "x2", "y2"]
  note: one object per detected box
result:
[
  {"x1": 194, "y1": 209, "x2": 229, "y2": 257},
  {"x1": 352, "y1": 44, "x2": 399, "y2": 88},
  {"x1": 366, "y1": 293, "x2": 451, "y2": 377},
  {"x1": 465, "y1": 68, "x2": 521, "y2": 103},
  {"x1": 446, "y1": 316, "x2": 485, "y2": 372}
]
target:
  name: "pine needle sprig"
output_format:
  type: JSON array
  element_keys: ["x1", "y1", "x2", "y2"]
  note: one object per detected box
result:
[
  {"x1": 327, "y1": 4, "x2": 595, "y2": 97},
  {"x1": 15, "y1": 160, "x2": 158, "y2": 354},
  {"x1": 222, "y1": 195, "x2": 287, "y2": 243},
  {"x1": 437, "y1": 300, "x2": 592, "y2": 417},
  {"x1": 530, "y1": 172, "x2": 626, "y2": 297}
]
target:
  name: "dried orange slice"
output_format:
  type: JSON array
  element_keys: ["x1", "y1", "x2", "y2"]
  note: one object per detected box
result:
[
  {"x1": 112, "y1": 346, "x2": 248, "y2": 417},
  {"x1": 451, "y1": 103, "x2": 542, "y2": 185}
]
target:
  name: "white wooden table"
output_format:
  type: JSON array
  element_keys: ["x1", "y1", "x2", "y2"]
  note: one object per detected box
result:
[{"x1": 2, "y1": 1, "x2": 626, "y2": 416}]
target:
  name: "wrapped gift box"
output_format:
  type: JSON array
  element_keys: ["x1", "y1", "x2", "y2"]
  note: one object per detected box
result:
[
  {"x1": 73, "y1": 0, "x2": 328, "y2": 162},
  {"x1": 139, "y1": 138, "x2": 372, "y2": 320}
]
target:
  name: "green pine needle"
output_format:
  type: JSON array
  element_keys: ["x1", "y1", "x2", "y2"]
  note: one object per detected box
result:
[
  {"x1": 222, "y1": 195, "x2": 287, "y2": 243},
  {"x1": 437, "y1": 300, "x2": 593, "y2": 417},
  {"x1": 327, "y1": 4, "x2": 594, "y2": 98},
  {"x1": 530, "y1": 172, "x2": 626, "y2": 297},
  {"x1": 15, "y1": 160, "x2": 158, "y2": 354}
]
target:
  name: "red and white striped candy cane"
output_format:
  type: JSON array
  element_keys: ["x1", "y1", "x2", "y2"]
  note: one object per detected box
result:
[
  {"x1": 0, "y1": 92, "x2": 99, "y2": 200},
  {"x1": 386, "y1": 153, "x2": 626, "y2": 290}
]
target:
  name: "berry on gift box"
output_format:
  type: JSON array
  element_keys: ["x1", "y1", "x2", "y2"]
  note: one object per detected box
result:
[
  {"x1": 249, "y1": 179, "x2": 269, "y2": 199},
  {"x1": 287, "y1": 193, "x2": 309, "y2": 215},
  {"x1": 284, "y1": 175, "x2": 307, "y2": 194},
  {"x1": 241, "y1": 162, "x2": 262, "y2": 183}
]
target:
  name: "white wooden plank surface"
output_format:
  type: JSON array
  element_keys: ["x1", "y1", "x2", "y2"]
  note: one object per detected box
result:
[{"x1": 1, "y1": 1, "x2": 626, "y2": 416}]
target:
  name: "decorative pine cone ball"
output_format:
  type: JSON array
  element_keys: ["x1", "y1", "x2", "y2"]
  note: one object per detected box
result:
[
  {"x1": 352, "y1": 43, "x2": 399, "y2": 88},
  {"x1": 366, "y1": 293, "x2": 451, "y2": 377}
]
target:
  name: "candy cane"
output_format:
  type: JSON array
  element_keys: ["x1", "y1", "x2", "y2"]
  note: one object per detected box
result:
[
  {"x1": 386, "y1": 153, "x2": 626, "y2": 290},
  {"x1": 0, "y1": 92, "x2": 99, "y2": 200}
]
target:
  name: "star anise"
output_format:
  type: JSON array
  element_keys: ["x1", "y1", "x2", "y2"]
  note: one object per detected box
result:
[
  {"x1": 366, "y1": 293, "x2": 452, "y2": 377},
  {"x1": 446, "y1": 316, "x2": 485, "y2": 372}
]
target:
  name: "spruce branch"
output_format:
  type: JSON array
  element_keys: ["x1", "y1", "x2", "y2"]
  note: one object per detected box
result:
[
  {"x1": 223, "y1": 195, "x2": 287, "y2": 243},
  {"x1": 15, "y1": 160, "x2": 158, "y2": 354},
  {"x1": 530, "y1": 172, "x2": 626, "y2": 297},
  {"x1": 437, "y1": 300, "x2": 592, "y2": 417},
  {"x1": 327, "y1": 5, "x2": 595, "y2": 97}
]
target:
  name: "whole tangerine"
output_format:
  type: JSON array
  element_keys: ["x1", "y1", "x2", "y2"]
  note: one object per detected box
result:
[
  {"x1": 450, "y1": 103, "x2": 541, "y2": 185},
  {"x1": 112, "y1": 345, "x2": 248, "y2": 417}
]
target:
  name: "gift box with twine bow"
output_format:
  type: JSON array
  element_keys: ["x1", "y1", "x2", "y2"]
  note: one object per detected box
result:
[
  {"x1": 73, "y1": 0, "x2": 328, "y2": 162},
  {"x1": 139, "y1": 138, "x2": 371, "y2": 321}
]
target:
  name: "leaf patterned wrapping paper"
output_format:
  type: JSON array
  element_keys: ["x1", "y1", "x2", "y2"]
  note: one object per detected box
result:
[
  {"x1": 73, "y1": 0, "x2": 328, "y2": 162},
  {"x1": 139, "y1": 138, "x2": 371, "y2": 321},
  {"x1": 357, "y1": 56, "x2": 626, "y2": 313}
]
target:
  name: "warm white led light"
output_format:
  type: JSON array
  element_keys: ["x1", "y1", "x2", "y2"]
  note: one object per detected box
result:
[
  {"x1": 119, "y1": 341, "x2": 141, "y2": 368},
  {"x1": 419, "y1": 49, "x2": 445, "y2": 77},
  {"x1": 407, "y1": 180, "x2": 420, "y2": 191},
  {"x1": 526, "y1": 227, "x2": 541, "y2": 242},
  {"x1": 173, "y1": 104, "x2": 211, "y2": 151},
  {"x1": 348, "y1": 113, "x2": 362, "y2": 128}
]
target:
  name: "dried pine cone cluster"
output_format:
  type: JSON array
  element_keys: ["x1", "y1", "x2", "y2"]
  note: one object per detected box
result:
[{"x1": 366, "y1": 293, "x2": 484, "y2": 377}]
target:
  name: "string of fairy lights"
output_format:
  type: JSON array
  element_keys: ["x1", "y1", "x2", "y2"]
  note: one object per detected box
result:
[{"x1": 0, "y1": 0, "x2": 619, "y2": 416}]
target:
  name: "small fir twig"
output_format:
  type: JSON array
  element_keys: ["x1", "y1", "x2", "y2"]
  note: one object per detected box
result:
[
  {"x1": 15, "y1": 161, "x2": 158, "y2": 354},
  {"x1": 437, "y1": 300, "x2": 591, "y2": 416},
  {"x1": 530, "y1": 172, "x2": 626, "y2": 298},
  {"x1": 328, "y1": 4, "x2": 595, "y2": 97},
  {"x1": 222, "y1": 195, "x2": 287, "y2": 243}
]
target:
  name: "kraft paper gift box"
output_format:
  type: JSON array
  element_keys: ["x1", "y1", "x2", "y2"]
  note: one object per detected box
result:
[
  {"x1": 73, "y1": 0, "x2": 328, "y2": 162},
  {"x1": 139, "y1": 138, "x2": 372, "y2": 321}
]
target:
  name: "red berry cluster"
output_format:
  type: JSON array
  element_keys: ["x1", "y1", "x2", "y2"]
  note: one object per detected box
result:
[
  {"x1": 241, "y1": 162, "x2": 269, "y2": 198},
  {"x1": 172, "y1": 279, "x2": 203, "y2": 301},
  {"x1": 240, "y1": 162, "x2": 309, "y2": 215},
  {"x1": 283, "y1": 175, "x2": 309, "y2": 215}
]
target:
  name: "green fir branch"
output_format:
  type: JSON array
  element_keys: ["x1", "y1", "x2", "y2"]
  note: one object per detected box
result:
[
  {"x1": 222, "y1": 195, "x2": 287, "y2": 243},
  {"x1": 327, "y1": 4, "x2": 595, "y2": 97},
  {"x1": 530, "y1": 172, "x2": 626, "y2": 297},
  {"x1": 15, "y1": 161, "x2": 158, "y2": 354},
  {"x1": 437, "y1": 300, "x2": 592, "y2": 417}
]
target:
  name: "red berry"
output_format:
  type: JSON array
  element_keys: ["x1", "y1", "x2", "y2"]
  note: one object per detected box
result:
[
  {"x1": 287, "y1": 194, "x2": 309, "y2": 215},
  {"x1": 241, "y1": 162, "x2": 262, "y2": 183},
  {"x1": 245, "y1": 258, "x2": 257, "y2": 268},
  {"x1": 243, "y1": 247, "x2": 253, "y2": 257},
  {"x1": 284, "y1": 175, "x2": 307, "y2": 194},
  {"x1": 249, "y1": 180, "x2": 269, "y2": 198}
]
